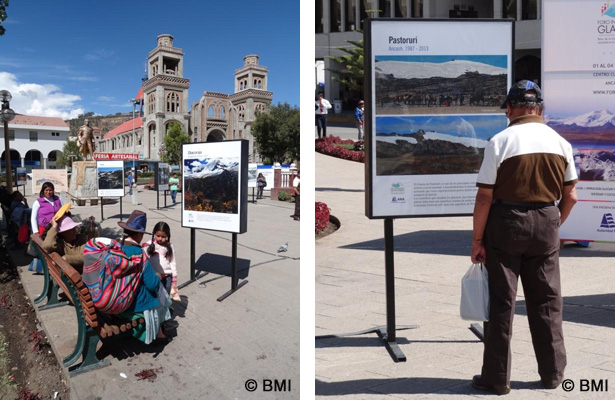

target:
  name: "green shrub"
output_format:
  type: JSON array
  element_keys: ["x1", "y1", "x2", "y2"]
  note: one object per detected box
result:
[{"x1": 278, "y1": 191, "x2": 293, "y2": 202}]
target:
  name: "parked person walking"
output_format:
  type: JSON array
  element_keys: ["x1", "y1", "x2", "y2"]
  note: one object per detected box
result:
[
  {"x1": 355, "y1": 100, "x2": 364, "y2": 141},
  {"x1": 256, "y1": 173, "x2": 267, "y2": 199},
  {"x1": 292, "y1": 171, "x2": 300, "y2": 221},
  {"x1": 169, "y1": 173, "x2": 179, "y2": 205},
  {"x1": 127, "y1": 171, "x2": 134, "y2": 196},
  {"x1": 470, "y1": 81, "x2": 578, "y2": 395},
  {"x1": 315, "y1": 93, "x2": 332, "y2": 138}
]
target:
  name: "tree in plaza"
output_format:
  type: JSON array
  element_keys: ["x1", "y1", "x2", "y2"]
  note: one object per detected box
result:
[
  {"x1": 56, "y1": 138, "x2": 83, "y2": 169},
  {"x1": 252, "y1": 102, "x2": 300, "y2": 164},
  {"x1": 326, "y1": 38, "x2": 364, "y2": 97},
  {"x1": 163, "y1": 121, "x2": 190, "y2": 166},
  {"x1": 0, "y1": 0, "x2": 9, "y2": 36}
]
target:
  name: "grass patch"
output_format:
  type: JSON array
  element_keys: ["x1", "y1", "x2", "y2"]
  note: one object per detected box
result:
[{"x1": 0, "y1": 330, "x2": 16, "y2": 390}]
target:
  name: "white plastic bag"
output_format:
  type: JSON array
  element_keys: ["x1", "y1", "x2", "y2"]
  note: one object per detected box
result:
[{"x1": 460, "y1": 263, "x2": 490, "y2": 321}]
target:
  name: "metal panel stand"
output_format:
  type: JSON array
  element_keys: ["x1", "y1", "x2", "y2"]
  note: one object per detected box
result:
[
  {"x1": 217, "y1": 233, "x2": 248, "y2": 301},
  {"x1": 100, "y1": 197, "x2": 104, "y2": 221},
  {"x1": 177, "y1": 228, "x2": 208, "y2": 290},
  {"x1": 119, "y1": 196, "x2": 123, "y2": 221}
]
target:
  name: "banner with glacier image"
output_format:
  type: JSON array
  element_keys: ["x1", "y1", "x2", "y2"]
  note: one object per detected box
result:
[
  {"x1": 543, "y1": 0, "x2": 615, "y2": 242},
  {"x1": 366, "y1": 19, "x2": 513, "y2": 218},
  {"x1": 181, "y1": 140, "x2": 248, "y2": 233}
]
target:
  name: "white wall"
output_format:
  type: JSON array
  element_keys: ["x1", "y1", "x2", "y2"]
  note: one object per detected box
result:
[{"x1": 0, "y1": 125, "x2": 68, "y2": 171}]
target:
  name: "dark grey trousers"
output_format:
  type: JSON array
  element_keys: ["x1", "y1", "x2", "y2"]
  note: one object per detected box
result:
[{"x1": 482, "y1": 203, "x2": 566, "y2": 388}]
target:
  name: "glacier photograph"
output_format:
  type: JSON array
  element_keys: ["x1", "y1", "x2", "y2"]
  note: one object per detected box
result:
[
  {"x1": 375, "y1": 115, "x2": 508, "y2": 176},
  {"x1": 183, "y1": 157, "x2": 240, "y2": 214},
  {"x1": 374, "y1": 55, "x2": 507, "y2": 115}
]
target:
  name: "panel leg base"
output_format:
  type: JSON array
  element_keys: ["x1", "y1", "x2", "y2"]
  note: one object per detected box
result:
[
  {"x1": 376, "y1": 328, "x2": 406, "y2": 362},
  {"x1": 217, "y1": 280, "x2": 248, "y2": 302}
]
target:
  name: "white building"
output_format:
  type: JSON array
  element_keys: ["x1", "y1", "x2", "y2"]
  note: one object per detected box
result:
[{"x1": 0, "y1": 114, "x2": 69, "y2": 172}]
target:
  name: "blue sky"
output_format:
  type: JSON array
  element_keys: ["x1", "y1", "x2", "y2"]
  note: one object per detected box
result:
[
  {"x1": 376, "y1": 115, "x2": 508, "y2": 139},
  {"x1": 0, "y1": 0, "x2": 299, "y2": 119}
]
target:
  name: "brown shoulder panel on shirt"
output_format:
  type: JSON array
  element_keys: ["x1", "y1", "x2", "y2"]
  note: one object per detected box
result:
[{"x1": 494, "y1": 153, "x2": 568, "y2": 202}]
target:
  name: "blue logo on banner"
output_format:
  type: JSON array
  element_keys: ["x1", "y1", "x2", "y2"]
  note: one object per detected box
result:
[{"x1": 600, "y1": 213, "x2": 615, "y2": 228}]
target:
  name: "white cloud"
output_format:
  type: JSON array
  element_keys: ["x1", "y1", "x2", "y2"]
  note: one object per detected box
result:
[
  {"x1": 96, "y1": 96, "x2": 114, "y2": 103},
  {"x1": 0, "y1": 71, "x2": 84, "y2": 119},
  {"x1": 84, "y1": 49, "x2": 115, "y2": 61}
]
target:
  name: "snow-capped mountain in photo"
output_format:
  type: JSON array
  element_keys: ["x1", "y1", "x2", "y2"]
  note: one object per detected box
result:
[
  {"x1": 375, "y1": 60, "x2": 506, "y2": 80},
  {"x1": 545, "y1": 109, "x2": 615, "y2": 128},
  {"x1": 185, "y1": 158, "x2": 239, "y2": 178}
]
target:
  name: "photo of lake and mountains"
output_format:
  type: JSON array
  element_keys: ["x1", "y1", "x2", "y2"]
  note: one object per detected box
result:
[
  {"x1": 375, "y1": 115, "x2": 508, "y2": 175},
  {"x1": 375, "y1": 55, "x2": 507, "y2": 115},
  {"x1": 183, "y1": 157, "x2": 240, "y2": 214}
]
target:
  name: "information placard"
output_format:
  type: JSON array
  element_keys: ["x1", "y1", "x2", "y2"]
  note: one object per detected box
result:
[
  {"x1": 157, "y1": 162, "x2": 170, "y2": 191},
  {"x1": 543, "y1": 0, "x2": 615, "y2": 242},
  {"x1": 248, "y1": 163, "x2": 258, "y2": 188},
  {"x1": 365, "y1": 19, "x2": 513, "y2": 218},
  {"x1": 97, "y1": 160, "x2": 125, "y2": 197},
  {"x1": 32, "y1": 169, "x2": 69, "y2": 194},
  {"x1": 181, "y1": 140, "x2": 248, "y2": 234},
  {"x1": 16, "y1": 167, "x2": 27, "y2": 186}
]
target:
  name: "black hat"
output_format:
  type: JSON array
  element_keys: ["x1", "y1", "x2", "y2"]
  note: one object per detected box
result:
[
  {"x1": 117, "y1": 210, "x2": 149, "y2": 234},
  {"x1": 501, "y1": 80, "x2": 543, "y2": 109}
]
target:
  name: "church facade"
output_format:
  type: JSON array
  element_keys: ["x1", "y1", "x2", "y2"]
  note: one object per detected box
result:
[{"x1": 98, "y1": 34, "x2": 272, "y2": 162}]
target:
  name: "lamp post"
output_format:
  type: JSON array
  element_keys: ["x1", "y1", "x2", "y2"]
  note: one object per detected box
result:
[
  {"x1": 1, "y1": 90, "x2": 16, "y2": 192},
  {"x1": 130, "y1": 98, "x2": 139, "y2": 205}
]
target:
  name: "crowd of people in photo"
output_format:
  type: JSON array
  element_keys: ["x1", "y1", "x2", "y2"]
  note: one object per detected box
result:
[{"x1": 377, "y1": 91, "x2": 507, "y2": 108}]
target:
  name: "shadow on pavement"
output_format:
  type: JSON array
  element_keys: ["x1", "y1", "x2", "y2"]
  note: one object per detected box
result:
[
  {"x1": 195, "y1": 253, "x2": 251, "y2": 280},
  {"x1": 515, "y1": 293, "x2": 615, "y2": 328},
  {"x1": 315, "y1": 378, "x2": 540, "y2": 396},
  {"x1": 340, "y1": 230, "x2": 473, "y2": 256},
  {"x1": 341, "y1": 230, "x2": 615, "y2": 258},
  {"x1": 316, "y1": 336, "x2": 411, "y2": 348},
  {"x1": 97, "y1": 336, "x2": 170, "y2": 361}
]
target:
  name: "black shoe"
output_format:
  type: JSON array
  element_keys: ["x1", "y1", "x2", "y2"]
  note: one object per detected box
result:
[{"x1": 472, "y1": 375, "x2": 510, "y2": 395}]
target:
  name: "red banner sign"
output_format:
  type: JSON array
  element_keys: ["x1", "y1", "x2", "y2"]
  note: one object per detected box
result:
[{"x1": 93, "y1": 153, "x2": 139, "y2": 161}]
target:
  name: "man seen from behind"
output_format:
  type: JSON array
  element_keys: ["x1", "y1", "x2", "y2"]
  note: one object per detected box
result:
[{"x1": 470, "y1": 80, "x2": 578, "y2": 395}]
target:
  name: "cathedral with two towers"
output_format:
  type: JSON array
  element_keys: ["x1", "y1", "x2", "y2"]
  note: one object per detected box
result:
[{"x1": 98, "y1": 34, "x2": 273, "y2": 161}]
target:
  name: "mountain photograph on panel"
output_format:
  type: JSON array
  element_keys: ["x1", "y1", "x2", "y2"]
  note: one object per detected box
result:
[
  {"x1": 546, "y1": 109, "x2": 615, "y2": 181},
  {"x1": 375, "y1": 114, "x2": 508, "y2": 175},
  {"x1": 159, "y1": 164, "x2": 170, "y2": 186},
  {"x1": 183, "y1": 157, "x2": 239, "y2": 213},
  {"x1": 375, "y1": 55, "x2": 507, "y2": 115},
  {"x1": 98, "y1": 167, "x2": 124, "y2": 189}
]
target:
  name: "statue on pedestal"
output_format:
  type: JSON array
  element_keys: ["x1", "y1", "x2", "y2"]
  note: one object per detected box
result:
[{"x1": 77, "y1": 119, "x2": 96, "y2": 160}]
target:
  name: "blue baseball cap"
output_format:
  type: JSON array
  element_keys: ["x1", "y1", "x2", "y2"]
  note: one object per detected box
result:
[{"x1": 501, "y1": 80, "x2": 543, "y2": 109}]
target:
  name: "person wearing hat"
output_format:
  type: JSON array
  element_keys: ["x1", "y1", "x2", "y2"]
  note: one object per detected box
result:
[
  {"x1": 42, "y1": 216, "x2": 88, "y2": 272},
  {"x1": 117, "y1": 210, "x2": 171, "y2": 343},
  {"x1": 355, "y1": 100, "x2": 365, "y2": 141},
  {"x1": 470, "y1": 80, "x2": 578, "y2": 394}
]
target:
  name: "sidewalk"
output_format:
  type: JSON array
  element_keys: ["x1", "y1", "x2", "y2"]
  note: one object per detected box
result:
[
  {"x1": 315, "y1": 134, "x2": 615, "y2": 398},
  {"x1": 15, "y1": 187, "x2": 299, "y2": 400}
]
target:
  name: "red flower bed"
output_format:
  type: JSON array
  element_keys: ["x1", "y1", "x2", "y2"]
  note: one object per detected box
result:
[
  {"x1": 315, "y1": 202, "x2": 330, "y2": 234},
  {"x1": 315, "y1": 136, "x2": 365, "y2": 163}
]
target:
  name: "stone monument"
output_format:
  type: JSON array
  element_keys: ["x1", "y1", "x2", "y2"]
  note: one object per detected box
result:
[{"x1": 68, "y1": 119, "x2": 100, "y2": 204}]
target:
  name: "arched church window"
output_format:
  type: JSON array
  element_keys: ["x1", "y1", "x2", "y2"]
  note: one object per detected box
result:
[
  {"x1": 221, "y1": 107, "x2": 225, "y2": 118},
  {"x1": 208, "y1": 106, "x2": 214, "y2": 118},
  {"x1": 166, "y1": 92, "x2": 180, "y2": 113},
  {"x1": 148, "y1": 93, "x2": 156, "y2": 114}
]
